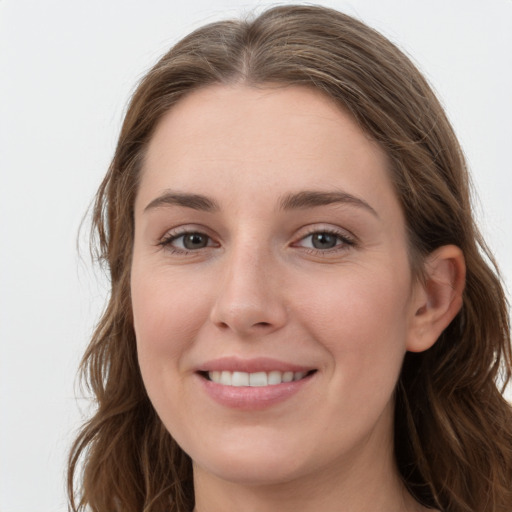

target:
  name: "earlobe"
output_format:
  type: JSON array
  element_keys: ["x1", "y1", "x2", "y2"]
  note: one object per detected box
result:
[{"x1": 406, "y1": 245, "x2": 466, "y2": 353}]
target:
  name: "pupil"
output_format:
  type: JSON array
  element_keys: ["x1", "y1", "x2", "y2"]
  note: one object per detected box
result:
[
  {"x1": 184, "y1": 233, "x2": 207, "y2": 249},
  {"x1": 312, "y1": 233, "x2": 337, "y2": 249}
]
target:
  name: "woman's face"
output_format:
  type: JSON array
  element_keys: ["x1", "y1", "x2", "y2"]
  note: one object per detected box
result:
[{"x1": 131, "y1": 84, "x2": 423, "y2": 487}]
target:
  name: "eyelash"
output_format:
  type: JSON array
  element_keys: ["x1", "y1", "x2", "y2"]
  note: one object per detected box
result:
[
  {"x1": 158, "y1": 229, "x2": 216, "y2": 255},
  {"x1": 158, "y1": 227, "x2": 356, "y2": 255},
  {"x1": 295, "y1": 228, "x2": 356, "y2": 254}
]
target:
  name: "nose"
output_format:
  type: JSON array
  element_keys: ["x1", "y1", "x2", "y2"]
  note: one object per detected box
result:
[{"x1": 209, "y1": 243, "x2": 288, "y2": 337}]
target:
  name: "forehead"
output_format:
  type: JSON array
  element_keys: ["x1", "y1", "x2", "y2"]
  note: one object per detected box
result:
[{"x1": 137, "y1": 84, "x2": 398, "y2": 217}]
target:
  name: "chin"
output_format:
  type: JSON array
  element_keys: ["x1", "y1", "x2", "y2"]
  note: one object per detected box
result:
[
  {"x1": 188, "y1": 433, "x2": 314, "y2": 487},
  {"x1": 194, "y1": 456, "x2": 307, "y2": 487}
]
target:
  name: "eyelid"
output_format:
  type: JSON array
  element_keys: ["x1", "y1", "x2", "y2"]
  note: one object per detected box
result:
[
  {"x1": 292, "y1": 225, "x2": 357, "y2": 252},
  {"x1": 155, "y1": 224, "x2": 356, "y2": 256},
  {"x1": 157, "y1": 225, "x2": 219, "y2": 253}
]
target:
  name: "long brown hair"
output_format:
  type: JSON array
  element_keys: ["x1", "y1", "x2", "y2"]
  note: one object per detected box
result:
[{"x1": 68, "y1": 5, "x2": 512, "y2": 511}]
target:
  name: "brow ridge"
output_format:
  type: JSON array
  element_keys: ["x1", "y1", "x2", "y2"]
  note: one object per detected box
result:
[
  {"x1": 144, "y1": 191, "x2": 219, "y2": 212},
  {"x1": 144, "y1": 189, "x2": 377, "y2": 217},
  {"x1": 279, "y1": 190, "x2": 378, "y2": 217}
]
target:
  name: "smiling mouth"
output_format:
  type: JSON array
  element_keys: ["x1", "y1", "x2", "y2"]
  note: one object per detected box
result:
[{"x1": 200, "y1": 370, "x2": 317, "y2": 387}]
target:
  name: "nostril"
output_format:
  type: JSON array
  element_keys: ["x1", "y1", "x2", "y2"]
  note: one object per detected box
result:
[{"x1": 254, "y1": 322, "x2": 271, "y2": 328}]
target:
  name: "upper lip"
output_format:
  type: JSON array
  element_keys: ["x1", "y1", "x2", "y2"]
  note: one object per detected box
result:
[{"x1": 196, "y1": 356, "x2": 315, "y2": 373}]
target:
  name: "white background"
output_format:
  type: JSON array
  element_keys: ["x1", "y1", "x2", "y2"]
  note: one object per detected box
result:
[{"x1": 1, "y1": 1, "x2": 511, "y2": 510}]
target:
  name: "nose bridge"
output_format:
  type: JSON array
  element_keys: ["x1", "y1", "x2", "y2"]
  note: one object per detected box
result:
[{"x1": 210, "y1": 234, "x2": 286, "y2": 335}]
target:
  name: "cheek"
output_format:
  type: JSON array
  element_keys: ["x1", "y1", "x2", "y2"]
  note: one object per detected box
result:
[
  {"x1": 131, "y1": 268, "x2": 209, "y2": 373},
  {"x1": 131, "y1": 268, "x2": 212, "y2": 443},
  {"x1": 296, "y1": 266, "x2": 410, "y2": 392}
]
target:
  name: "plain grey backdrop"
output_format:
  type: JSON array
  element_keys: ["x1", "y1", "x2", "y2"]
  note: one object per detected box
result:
[{"x1": 1, "y1": 0, "x2": 511, "y2": 510}]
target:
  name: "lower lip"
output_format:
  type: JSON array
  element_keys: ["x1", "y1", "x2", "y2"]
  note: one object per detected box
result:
[{"x1": 198, "y1": 372, "x2": 315, "y2": 410}]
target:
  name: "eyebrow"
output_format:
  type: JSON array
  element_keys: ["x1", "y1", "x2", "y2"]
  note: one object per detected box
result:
[
  {"x1": 279, "y1": 190, "x2": 378, "y2": 217},
  {"x1": 144, "y1": 191, "x2": 220, "y2": 213},
  {"x1": 143, "y1": 189, "x2": 378, "y2": 217}
]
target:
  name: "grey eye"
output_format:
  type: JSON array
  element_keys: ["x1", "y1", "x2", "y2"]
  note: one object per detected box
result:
[
  {"x1": 181, "y1": 233, "x2": 210, "y2": 249},
  {"x1": 310, "y1": 232, "x2": 339, "y2": 249}
]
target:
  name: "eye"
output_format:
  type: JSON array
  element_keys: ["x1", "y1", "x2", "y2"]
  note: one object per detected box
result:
[
  {"x1": 159, "y1": 230, "x2": 217, "y2": 252},
  {"x1": 295, "y1": 229, "x2": 355, "y2": 252},
  {"x1": 306, "y1": 232, "x2": 340, "y2": 250},
  {"x1": 177, "y1": 233, "x2": 210, "y2": 250}
]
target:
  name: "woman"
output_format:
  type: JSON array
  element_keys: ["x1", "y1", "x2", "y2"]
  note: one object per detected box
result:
[{"x1": 68, "y1": 5, "x2": 512, "y2": 511}]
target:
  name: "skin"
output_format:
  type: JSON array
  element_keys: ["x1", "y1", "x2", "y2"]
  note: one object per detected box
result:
[{"x1": 131, "y1": 84, "x2": 463, "y2": 511}]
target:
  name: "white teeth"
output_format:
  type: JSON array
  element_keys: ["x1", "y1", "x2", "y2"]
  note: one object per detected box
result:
[
  {"x1": 207, "y1": 370, "x2": 310, "y2": 386},
  {"x1": 220, "y1": 371, "x2": 232, "y2": 385},
  {"x1": 282, "y1": 371, "x2": 294, "y2": 383},
  {"x1": 249, "y1": 371, "x2": 267, "y2": 386},
  {"x1": 268, "y1": 370, "x2": 282, "y2": 385},
  {"x1": 232, "y1": 371, "x2": 249, "y2": 387}
]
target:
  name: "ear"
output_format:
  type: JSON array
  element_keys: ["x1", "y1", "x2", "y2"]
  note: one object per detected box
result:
[{"x1": 406, "y1": 245, "x2": 466, "y2": 353}]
